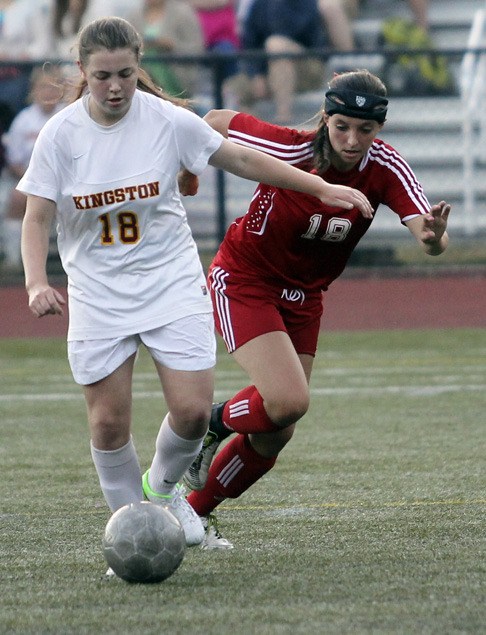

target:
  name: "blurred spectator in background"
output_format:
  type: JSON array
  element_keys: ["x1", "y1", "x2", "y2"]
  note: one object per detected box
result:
[
  {"x1": 50, "y1": 0, "x2": 88, "y2": 60},
  {"x1": 355, "y1": 0, "x2": 429, "y2": 32},
  {"x1": 187, "y1": 0, "x2": 244, "y2": 107},
  {"x1": 189, "y1": 1, "x2": 239, "y2": 66},
  {"x1": 377, "y1": 0, "x2": 451, "y2": 95},
  {"x1": 129, "y1": 0, "x2": 204, "y2": 99},
  {"x1": 240, "y1": 0, "x2": 328, "y2": 124},
  {"x1": 0, "y1": 0, "x2": 144, "y2": 112},
  {"x1": 83, "y1": 0, "x2": 143, "y2": 23},
  {"x1": 406, "y1": 0, "x2": 429, "y2": 32},
  {"x1": 50, "y1": 0, "x2": 143, "y2": 61},
  {"x1": 318, "y1": 0, "x2": 356, "y2": 52},
  {"x1": 1, "y1": 65, "x2": 65, "y2": 271},
  {"x1": 0, "y1": 0, "x2": 52, "y2": 122}
]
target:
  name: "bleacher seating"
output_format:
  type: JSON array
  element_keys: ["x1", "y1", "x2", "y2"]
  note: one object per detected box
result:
[{"x1": 184, "y1": 0, "x2": 486, "y2": 249}]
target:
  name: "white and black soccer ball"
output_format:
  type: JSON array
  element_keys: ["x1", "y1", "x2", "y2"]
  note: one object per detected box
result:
[{"x1": 102, "y1": 501, "x2": 186, "y2": 583}]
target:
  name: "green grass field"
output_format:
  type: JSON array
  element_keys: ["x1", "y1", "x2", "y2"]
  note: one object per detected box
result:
[{"x1": 1, "y1": 329, "x2": 485, "y2": 634}]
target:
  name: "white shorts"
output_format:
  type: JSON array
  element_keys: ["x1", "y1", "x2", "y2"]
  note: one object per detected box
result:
[{"x1": 68, "y1": 313, "x2": 216, "y2": 385}]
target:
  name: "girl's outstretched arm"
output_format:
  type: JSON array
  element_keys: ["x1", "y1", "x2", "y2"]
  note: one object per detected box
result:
[{"x1": 208, "y1": 138, "x2": 374, "y2": 217}]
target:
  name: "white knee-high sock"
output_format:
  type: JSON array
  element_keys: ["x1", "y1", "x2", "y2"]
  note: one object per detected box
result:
[
  {"x1": 90, "y1": 437, "x2": 142, "y2": 512},
  {"x1": 148, "y1": 414, "x2": 204, "y2": 495}
]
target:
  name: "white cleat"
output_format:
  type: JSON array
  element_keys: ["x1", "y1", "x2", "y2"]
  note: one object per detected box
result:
[
  {"x1": 142, "y1": 471, "x2": 204, "y2": 547},
  {"x1": 200, "y1": 514, "x2": 234, "y2": 550}
]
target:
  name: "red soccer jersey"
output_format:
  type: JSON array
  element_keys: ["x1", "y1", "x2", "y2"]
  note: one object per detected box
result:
[{"x1": 215, "y1": 113, "x2": 430, "y2": 292}]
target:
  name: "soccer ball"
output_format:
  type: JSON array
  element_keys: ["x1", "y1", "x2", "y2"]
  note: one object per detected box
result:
[{"x1": 102, "y1": 501, "x2": 186, "y2": 583}]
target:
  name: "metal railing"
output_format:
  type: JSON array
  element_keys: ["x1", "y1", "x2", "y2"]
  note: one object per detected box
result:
[
  {"x1": 461, "y1": 6, "x2": 486, "y2": 236},
  {"x1": 2, "y1": 45, "x2": 486, "y2": 249}
]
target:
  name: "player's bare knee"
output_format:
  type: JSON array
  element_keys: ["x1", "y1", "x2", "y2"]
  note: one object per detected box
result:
[
  {"x1": 169, "y1": 402, "x2": 211, "y2": 438},
  {"x1": 266, "y1": 392, "x2": 309, "y2": 427},
  {"x1": 90, "y1": 416, "x2": 129, "y2": 450},
  {"x1": 86, "y1": 396, "x2": 131, "y2": 445}
]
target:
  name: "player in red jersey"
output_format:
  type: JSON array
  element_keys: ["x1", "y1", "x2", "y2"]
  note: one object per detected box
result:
[{"x1": 178, "y1": 69, "x2": 451, "y2": 548}]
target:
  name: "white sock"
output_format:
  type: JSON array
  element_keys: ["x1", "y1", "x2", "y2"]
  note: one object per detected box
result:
[
  {"x1": 148, "y1": 414, "x2": 204, "y2": 495},
  {"x1": 90, "y1": 437, "x2": 142, "y2": 512}
]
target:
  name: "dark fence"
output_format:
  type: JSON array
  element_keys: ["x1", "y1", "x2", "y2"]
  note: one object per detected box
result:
[{"x1": 2, "y1": 46, "x2": 486, "y2": 256}]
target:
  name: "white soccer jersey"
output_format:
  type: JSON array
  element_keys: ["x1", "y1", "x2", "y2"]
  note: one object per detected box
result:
[{"x1": 18, "y1": 90, "x2": 223, "y2": 340}]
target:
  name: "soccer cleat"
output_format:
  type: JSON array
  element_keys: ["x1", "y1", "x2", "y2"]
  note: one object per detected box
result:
[
  {"x1": 183, "y1": 402, "x2": 229, "y2": 491},
  {"x1": 142, "y1": 471, "x2": 204, "y2": 547},
  {"x1": 183, "y1": 430, "x2": 220, "y2": 491},
  {"x1": 200, "y1": 514, "x2": 234, "y2": 550}
]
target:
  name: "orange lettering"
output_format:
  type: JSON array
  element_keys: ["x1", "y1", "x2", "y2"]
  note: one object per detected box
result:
[
  {"x1": 73, "y1": 196, "x2": 85, "y2": 210},
  {"x1": 104, "y1": 190, "x2": 115, "y2": 204},
  {"x1": 148, "y1": 181, "x2": 159, "y2": 196},
  {"x1": 125, "y1": 186, "x2": 138, "y2": 200},
  {"x1": 90, "y1": 193, "x2": 104, "y2": 208}
]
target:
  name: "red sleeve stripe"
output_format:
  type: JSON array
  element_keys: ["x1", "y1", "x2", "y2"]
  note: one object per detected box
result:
[
  {"x1": 228, "y1": 129, "x2": 314, "y2": 164},
  {"x1": 368, "y1": 142, "x2": 430, "y2": 215}
]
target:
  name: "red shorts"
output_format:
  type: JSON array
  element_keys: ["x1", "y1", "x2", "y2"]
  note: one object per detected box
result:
[{"x1": 209, "y1": 264, "x2": 323, "y2": 355}]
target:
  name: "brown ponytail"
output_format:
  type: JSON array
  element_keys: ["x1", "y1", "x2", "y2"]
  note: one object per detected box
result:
[{"x1": 312, "y1": 119, "x2": 332, "y2": 175}]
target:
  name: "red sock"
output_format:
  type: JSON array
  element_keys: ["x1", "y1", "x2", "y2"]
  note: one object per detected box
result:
[
  {"x1": 222, "y1": 386, "x2": 280, "y2": 434},
  {"x1": 187, "y1": 434, "x2": 277, "y2": 516}
]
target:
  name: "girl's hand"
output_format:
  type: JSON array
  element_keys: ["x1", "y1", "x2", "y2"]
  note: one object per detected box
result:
[
  {"x1": 178, "y1": 169, "x2": 199, "y2": 196},
  {"x1": 28, "y1": 285, "x2": 65, "y2": 317},
  {"x1": 421, "y1": 200, "x2": 451, "y2": 244},
  {"x1": 319, "y1": 182, "x2": 374, "y2": 219}
]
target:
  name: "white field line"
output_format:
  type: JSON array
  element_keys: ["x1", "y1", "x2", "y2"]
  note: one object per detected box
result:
[
  {"x1": 7, "y1": 364, "x2": 486, "y2": 385},
  {"x1": 1, "y1": 383, "x2": 484, "y2": 402},
  {"x1": 226, "y1": 498, "x2": 486, "y2": 514},
  {"x1": 4, "y1": 497, "x2": 484, "y2": 520}
]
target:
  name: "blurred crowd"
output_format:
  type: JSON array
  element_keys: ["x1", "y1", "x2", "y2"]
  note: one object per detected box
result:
[{"x1": 0, "y1": 0, "x2": 429, "y2": 271}]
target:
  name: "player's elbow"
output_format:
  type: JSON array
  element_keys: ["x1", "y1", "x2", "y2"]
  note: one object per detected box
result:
[{"x1": 203, "y1": 109, "x2": 238, "y2": 136}]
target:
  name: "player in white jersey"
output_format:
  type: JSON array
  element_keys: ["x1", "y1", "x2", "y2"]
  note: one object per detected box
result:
[{"x1": 18, "y1": 17, "x2": 372, "y2": 557}]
